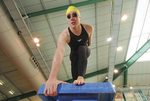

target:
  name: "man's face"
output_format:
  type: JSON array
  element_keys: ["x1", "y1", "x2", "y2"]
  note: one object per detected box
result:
[{"x1": 66, "y1": 11, "x2": 80, "y2": 28}]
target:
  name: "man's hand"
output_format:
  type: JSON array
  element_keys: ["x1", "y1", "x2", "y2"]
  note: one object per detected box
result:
[
  {"x1": 73, "y1": 76, "x2": 85, "y2": 85},
  {"x1": 44, "y1": 78, "x2": 66, "y2": 96}
]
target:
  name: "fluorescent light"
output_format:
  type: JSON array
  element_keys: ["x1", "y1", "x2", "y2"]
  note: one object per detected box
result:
[
  {"x1": 33, "y1": 37, "x2": 40, "y2": 43},
  {"x1": 36, "y1": 43, "x2": 40, "y2": 47},
  {"x1": 117, "y1": 46, "x2": 123, "y2": 51},
  {"x1": 107, "y1": 37, "x2": 112, "y2": 42},
  {"x1": 121, "y1": 14, "x2": 128, "y2": 21},
  {"x1": 0, "y1": 80, "x2": 3, "y2": 85},
  {"x1": 130, "y1": 86, "x2": 133, "y2": 90},
  {"x1": 9, "y1": 90, "x2": 14, "y2": 95},
  {"x1": 0, "y1": 82, "x2": 3, "y2": 85},
  {"x1": 114, "y1": 69, "x2": 119, "y2": 74}
]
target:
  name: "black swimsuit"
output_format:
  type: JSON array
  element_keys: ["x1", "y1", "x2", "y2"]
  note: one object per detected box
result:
[
  {"x1": 68, "y1": 24, "x2": 89, "y2": 51},
  {"x1": 68, "y1": 24, "x2": 90, "y2": 80}
]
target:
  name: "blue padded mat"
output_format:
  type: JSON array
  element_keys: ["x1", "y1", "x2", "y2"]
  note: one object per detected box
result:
[{"x1": 38, "y1": 82, "x2": 116, "y2": 101}]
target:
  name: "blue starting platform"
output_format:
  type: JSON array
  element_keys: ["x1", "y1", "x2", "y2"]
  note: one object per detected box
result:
[{"x1": 38, "y1": 82, "x2": 116, "y2": 101}]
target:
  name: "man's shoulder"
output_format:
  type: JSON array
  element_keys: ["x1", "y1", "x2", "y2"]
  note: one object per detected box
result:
[
  {"x1": 61, "y1": 28, "x2": 69, "y2": 35},
  {"x1": 82, "y1": 23, "x2": 93, "y2": 33},
  {"x1": 62, "y1": 27, "x2": 68, "y2": 33},
  {"x1": 59, "y1": 28, "x2": 70, "y2": 43},
  {"x1": 82, "y1": 23, "x2": 93, "y2": 29}
]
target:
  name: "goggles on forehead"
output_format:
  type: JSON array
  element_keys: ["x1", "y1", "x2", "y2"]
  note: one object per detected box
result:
[{"x1": 67, "y1": 12, "x2": 78, "y2": 19}]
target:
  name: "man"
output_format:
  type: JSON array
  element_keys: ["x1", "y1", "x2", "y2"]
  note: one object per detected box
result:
[{"x1": 44, "y1": 5, "x2": 93, "y2": 96}]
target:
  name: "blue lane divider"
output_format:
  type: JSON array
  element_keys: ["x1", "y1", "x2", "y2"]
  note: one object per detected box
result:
[{"x1": 38, "y1": 82, "x2": 116, "y2": 101}]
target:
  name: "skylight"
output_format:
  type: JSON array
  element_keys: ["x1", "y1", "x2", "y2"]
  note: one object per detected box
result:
[{"x1": 126, "y1": 0, "x2": 150, "y2": 62}]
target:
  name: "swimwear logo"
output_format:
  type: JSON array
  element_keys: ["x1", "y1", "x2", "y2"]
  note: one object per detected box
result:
[{"x1": 77, "y1": 39, "x2": 82, "y2": 42}]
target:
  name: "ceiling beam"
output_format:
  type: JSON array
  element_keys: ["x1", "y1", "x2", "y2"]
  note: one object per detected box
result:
[
  {"x1": 26, "y1": 0, "x2": 106, "y2": 18},
  {"x1": 123, "y1": 70, "x2": 128, "y2": 87},
  {"x1": 113, "y1": 39, "x2": 150, "y2": 80},
  {"x1": 6, "y1": 91, "x2": 36, "y2": 101},
  {"x1": 94, "y1": 3, "x2": 99, "y2": 81},
  {"x1": 126, "y1": 39, "x2": 150, "y2": 67},
  {"x1": 108, "y1": 0, "x2": 123, "y2": 82}
]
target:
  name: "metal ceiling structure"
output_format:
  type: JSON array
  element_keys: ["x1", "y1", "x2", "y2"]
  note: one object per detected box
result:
[
  {"x1": 0, "y1": 0, "x2": 150, "y2": 101},
  {"x1": 26, "y1": 0, "x2": 106, "y2": 18}
]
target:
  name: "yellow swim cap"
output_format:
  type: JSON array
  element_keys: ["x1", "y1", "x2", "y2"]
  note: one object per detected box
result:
[{"x1": 66, "y1": 5, "x2": 80, "y2": 16}]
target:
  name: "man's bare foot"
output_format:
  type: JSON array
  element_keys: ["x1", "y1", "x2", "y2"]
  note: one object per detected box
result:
[{"x1": 73, "y1": 76, "x2": 85, "y2": 85}]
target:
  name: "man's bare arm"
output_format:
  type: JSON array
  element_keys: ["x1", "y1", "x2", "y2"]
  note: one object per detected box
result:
[
  {"x1": 49, "y1": 33, "x2": 67, "y2": 79},
  {"x1": 44, "y1": 30, "x2": 68, "y2": 96}
]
